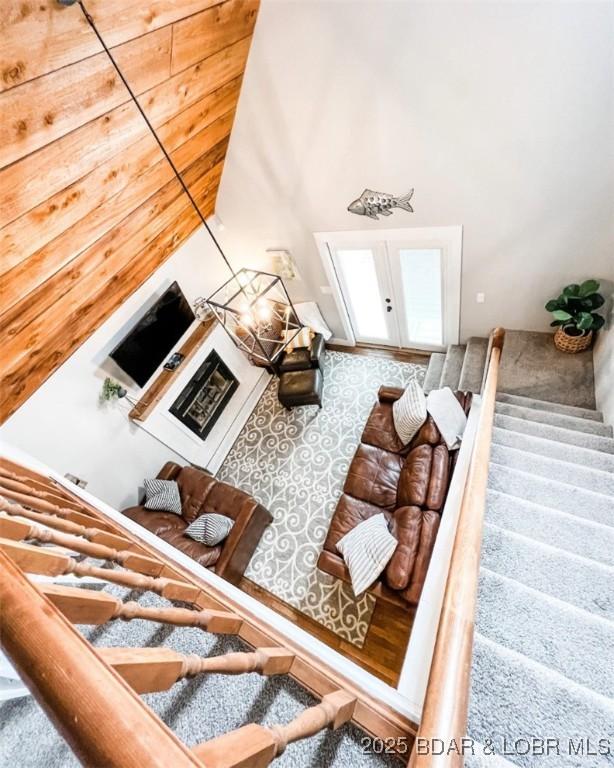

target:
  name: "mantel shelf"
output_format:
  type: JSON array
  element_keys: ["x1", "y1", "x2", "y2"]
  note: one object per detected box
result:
[{"x1": 128, "y1": 318, "x2": 217, "y2": 423}]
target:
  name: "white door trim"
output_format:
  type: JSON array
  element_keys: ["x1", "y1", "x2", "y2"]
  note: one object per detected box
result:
[{"x1": 314, "y1": 226, "x2": 462, "y2": 349}]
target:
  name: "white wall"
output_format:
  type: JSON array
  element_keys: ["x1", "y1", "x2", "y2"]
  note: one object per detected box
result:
[
  {"x1": 594, "y1": 286, "x2": 614, "y2": 426},
  {"x1": 0, "y1": 228, "x2": 237, "y2": 509},
  {"x1": 216, "y1": 0, "x2": 614, "y2": 341}
]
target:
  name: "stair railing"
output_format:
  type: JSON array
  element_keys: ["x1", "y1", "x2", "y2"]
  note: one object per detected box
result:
[
  {"x1": 0, "y1": 457, "x2": 397, "y2": 766},
  {"x1": 411, "y1": 328, "x2": 505, "y2": 767}
]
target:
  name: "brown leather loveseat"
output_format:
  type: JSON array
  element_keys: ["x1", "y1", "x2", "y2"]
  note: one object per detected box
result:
[
  {"x1": 317, "y1": 386, "x2": 471, "y2": 607},
  {"x1": 122, "y1": 462, "x2": 272, "y2": 585}
]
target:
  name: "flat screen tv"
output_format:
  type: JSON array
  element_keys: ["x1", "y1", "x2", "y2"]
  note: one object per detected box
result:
[{"x1": 110, "y1": 282, "x2": 195, "y2": 387}]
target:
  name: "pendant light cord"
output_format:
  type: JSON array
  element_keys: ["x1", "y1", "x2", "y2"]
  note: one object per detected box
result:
[{"x1": 77, "y1": 0, "x2": 236, "y2": 277}]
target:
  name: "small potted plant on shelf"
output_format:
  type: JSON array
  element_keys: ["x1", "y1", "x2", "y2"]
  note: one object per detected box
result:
[
  {"x1": 545, "y1": 279, "x2": 605, "y2": 353},
  {"x1": 100, "y1": 377, "x2": 127, "y2": 403}
]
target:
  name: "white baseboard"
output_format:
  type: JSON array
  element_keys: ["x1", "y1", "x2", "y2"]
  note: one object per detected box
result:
[{"x1": 327, "y1": 336, "x2": 354, "y2": 346}]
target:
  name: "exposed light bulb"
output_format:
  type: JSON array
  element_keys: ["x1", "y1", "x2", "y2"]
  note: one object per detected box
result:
[{"x1": 240, "y1": 313, "x2": 254, "y2": 328}]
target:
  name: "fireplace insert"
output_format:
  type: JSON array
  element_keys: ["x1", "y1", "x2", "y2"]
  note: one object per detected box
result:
[{"x1": 169, "y1": 351, "x2": 238, "y2": 440}]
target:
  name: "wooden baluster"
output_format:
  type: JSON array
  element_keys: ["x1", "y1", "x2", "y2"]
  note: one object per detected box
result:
[
  {"x1": 1, "y1": 496, "x2": 138, "y2": 550},
  {"x1": 0, "y1": 538, "x2": 200, "y2": 602},
  {"x1": 99, "y1": 646, "x2": 294, "y2": 694},
  {"x1": 40, "y1": 583, "x2": 242, "y2": 634},
  {"x1": 0, "y1": 550, "x2": 203, "y2": 768},
  {"x1": 0, "y1": 513, "x2": 164, "y2": 577},
  {"x1": 194, "y1": 691, "x2": 356, "y2": 767},
  {"x1": 0, "y1": 485, "x2": 114, "y2": 530}
]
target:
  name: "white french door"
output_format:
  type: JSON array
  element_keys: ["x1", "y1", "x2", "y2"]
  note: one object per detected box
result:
[
  {"x1": 330, "y1": 243, "x2": 399, "y2": 346},
  {"x1": 319, "y1": 226, "x2": 461, "y2": 351}
]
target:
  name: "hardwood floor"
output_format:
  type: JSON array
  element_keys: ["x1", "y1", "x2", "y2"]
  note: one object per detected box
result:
[
  {"x1": 237, "y1": 343, "x2": 427, "y2": 688},
  {"x1": 326, "y1": 342, "x2": 431, "y2": 366},
  {"x1": 239, "y1": 578, "x2": 414, "y2": 687}
]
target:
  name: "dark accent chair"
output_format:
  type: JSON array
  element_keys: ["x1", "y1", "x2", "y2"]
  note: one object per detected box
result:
[
  {"x1": 317, "y1": 386, "x2": 472, "y2": 607},
  {"x1": 122, "y1": 462, "x2": 272, "y2": 585},
  {"x1": 277, "y1": 332, "x2": 325, "y2": 409},
  {"x1": 278, "y1": 332, "x2": 325, "y2": 373}
]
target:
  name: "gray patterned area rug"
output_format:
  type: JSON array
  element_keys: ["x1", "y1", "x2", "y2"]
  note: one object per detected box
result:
[{"x1": 217, "y1": 350, "x2": 425, "y2": 648}]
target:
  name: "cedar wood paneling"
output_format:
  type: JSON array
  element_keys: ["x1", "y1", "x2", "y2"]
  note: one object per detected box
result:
[{"x1": 0, "y1": 0, "x2": 259, "y2": 423}]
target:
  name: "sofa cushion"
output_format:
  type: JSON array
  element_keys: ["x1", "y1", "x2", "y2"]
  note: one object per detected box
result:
[
  {"x1": 397, "y1": 444, "x2": 433, "y2": 508},
  {"x1": 385, "y1": 506, "x2": 423, "y2": 591},
  {"x1": 203, "y1": 481, "x2": 257, "y2": 522},
  {"x1": 323, "y1": 494, "x2": 387, "y2": 553},
  {"x1": 176, "y1": 467, "x2": 217, "y2": 524},
  {"x1": 122, "y1": 505, "x2": 187, "y2": 537},
  {"x1": 408, "y1": 415, "x2": 441, "y2": 449},
  {"x1": 343, "y1": 444, "x2": 403, "y2": 510},
  {"x1": 401, "y1": 509, "x2": 440, "y2": 605},
  {"x1": 163, "y1": 528, "x2": 222, "y2": 569},
  {"x1": 361, "y1": 400, "x2": 406, "y2": 454},
  {"x1": 426, "y1": 444, "x2": 450, "y2": 511}
]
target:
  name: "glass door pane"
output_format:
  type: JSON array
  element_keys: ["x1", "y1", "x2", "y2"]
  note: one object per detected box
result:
[
  {"x1": 396, "y1": 248, "x2": 443, "y2": 347},
  {"x1": 333, "y1": 247, "x2": 398, "y2": 345}
]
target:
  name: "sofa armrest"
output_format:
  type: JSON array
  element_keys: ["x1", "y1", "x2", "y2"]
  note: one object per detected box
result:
[
  {"x1": 214, "y1": 500, "x2": 273, "y2": 585},
  {"x1": 378, "y1": 385, "x2": 405, "y2": 403},
  {"x1": 310, "y1": 333, "x2": 325, "y2": 365},
  {"x1": 157, "y1": 462, "x2": 183, "y2": 482}
]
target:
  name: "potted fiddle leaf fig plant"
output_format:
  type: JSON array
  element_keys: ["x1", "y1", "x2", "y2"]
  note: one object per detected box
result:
[{"x1": 545, "y1": 279, "x2": 605, "y2": 353}]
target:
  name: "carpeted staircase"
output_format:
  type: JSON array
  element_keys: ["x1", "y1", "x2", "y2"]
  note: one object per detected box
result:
[
  {"x1": 424, "y1": 338, "x2": 489, "y2": 393},
  {"x1": 467, "y1": 392, "x2": 614, "y2": 766}
]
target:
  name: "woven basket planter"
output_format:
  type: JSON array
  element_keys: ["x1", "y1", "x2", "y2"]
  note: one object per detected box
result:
[{"x1": 554, "y1": 327, "x2": 592, "y2": 354}]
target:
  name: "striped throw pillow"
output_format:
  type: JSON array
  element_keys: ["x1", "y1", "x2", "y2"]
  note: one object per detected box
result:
[
  {"x1": 336, "y1": 513, "x2": 398, "y2": 596},
  {"x1": 185, "y1": 513, "x2": 234, "y2": 546},
  {"x1": 392, "y1": 379, "x2": 427, "y2": 445},
  {"x1": 144, "y1": 478, "x2": 182, "y2": 515}
]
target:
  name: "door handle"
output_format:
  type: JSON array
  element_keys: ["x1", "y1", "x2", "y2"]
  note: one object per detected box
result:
[{"x1": 386, "y1": 306, "x2": 392, "y2": 312}]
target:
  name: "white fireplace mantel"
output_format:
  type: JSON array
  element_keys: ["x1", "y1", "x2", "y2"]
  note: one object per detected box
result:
[{"x1": 135, "y1": 324, "x2": 270, "y2": 473}]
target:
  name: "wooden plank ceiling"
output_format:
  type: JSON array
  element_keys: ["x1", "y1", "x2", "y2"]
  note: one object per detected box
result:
[{"x1": 0, "y1": 0, "x2": 259, "y2": 424}]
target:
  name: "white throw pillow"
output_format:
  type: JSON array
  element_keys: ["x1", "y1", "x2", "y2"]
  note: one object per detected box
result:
[
  {"x1": 144, "y1": 479, "x2": 182, "y2": 515},
  {"x1": 294, "y1": 301, "x2": 333, "y2": 341},
  {"x1": 426, "y1": 387, "x2": 468, "y2": 450},
  {"x1": 392, "y1": 380, "x2": 427, "y2": 445},
  {"x1": 336, "y1": 513, "x2": 398, "y2": 596},
  {"x1": 282, "y1": 326, "x2": 313, "y2": 352},
  {"x1": 185, "y1": 513, "x2": 234, "y2": 546}
]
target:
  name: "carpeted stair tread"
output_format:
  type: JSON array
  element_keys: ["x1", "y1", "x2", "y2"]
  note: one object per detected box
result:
[
  {"x1": 494, "y1": 402, "x2": 612, "y2": 437},
  {"x1": 477, "y1": 568, "x2": 614, "y2": 699},
  {"x1": 496, "y1": 392, "x2": 603, "y2": 422},
  {"x1": 491, "y1": 426, "x2": 614, "y2": 473},
  {"x1": 468, "y1": 634, "x2": 614, "y2": 768},
  {"x1": 481, "y1": 523, "x2": 614, "y2": 621},
  {"x1": 488, "y1": 463, "x2": 614, "y2": 528},
  {"x1": 439, "y1": 344, "x2": 466, "y2": 389},
  {"x1": 458, "y1": 337, "x2": 489, "y2": 393},
  {"x1": 489, "y1": 444, "x2": 614, "y2": 496},
  {"x1": 494, "y1": 413, "x2": 614, "y2": 454},
  {"x1": 423, "y1": 352, "x2": 446, "y2": 392},
  {"x1": 485, "y1": 489, "x2": 614, "y2": 566}
]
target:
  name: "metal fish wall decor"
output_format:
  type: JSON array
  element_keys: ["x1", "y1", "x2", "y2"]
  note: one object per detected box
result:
[{"x1": 347, "y1": 188, "x2": 414, "y2": 220}]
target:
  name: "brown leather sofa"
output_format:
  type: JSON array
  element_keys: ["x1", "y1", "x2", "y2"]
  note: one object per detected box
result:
[
  {"x1": 317, "y1": 386, "x2": 471, "y2": 607},
  {"x1": 122, "y1": 462, "x2": 272, "y2": 585}
]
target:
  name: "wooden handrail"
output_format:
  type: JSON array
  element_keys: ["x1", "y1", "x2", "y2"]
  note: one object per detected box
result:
[
  {"x1": 411, "y1": 328, "x2": 505, "y2": 767},
  {"x1": 0, "y1": 549, "x2": 204, "y2": 768}
]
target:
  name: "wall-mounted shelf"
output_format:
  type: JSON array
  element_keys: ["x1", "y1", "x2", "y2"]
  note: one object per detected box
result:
[{"x1": 128, "y1": 318, "x2": 216, "y2": 423}]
